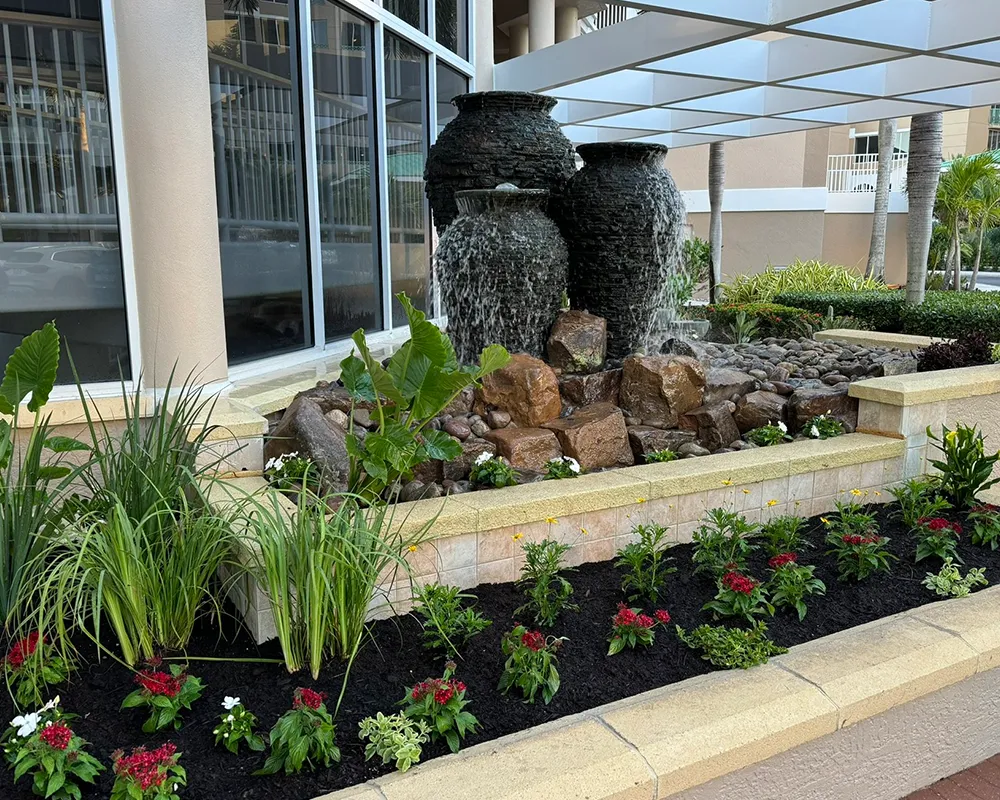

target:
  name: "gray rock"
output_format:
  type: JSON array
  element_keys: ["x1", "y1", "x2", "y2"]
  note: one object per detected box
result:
[
  {"x1": 788, "y1": 385, "x2": 858, "y2": 433},
  {"x1": 559, "y1": 369, "x2": 622, "y2": 407},
  {"x1": 399, "y1": 480, "x2": 444, "y2": 502},
  {"x1": 487, "y1": 410, "x2": 512, "y2": 429},
  {"x1": 678, "y1": 442, "x2": 711, "y2": 457},
  {"x1": 627, "y1": 426, "x2": 697, "y2": 460},
  {"x1": 702, "y1": 368, "x2": 757, "y2": 407},
  {"x1": 734, "y1": 390, "x2": 788, "y2": 432},
  {"x1": 443, "y1": 439, "x2": 497, "y2": 482},
  {"x1": 444, "y1": 419, "x2": 472, "y2": 440},
  {"x1": 266, "y1": 397, "x2": 351, "y2": 494},
  {"x1": 325, "y1": 409, "x2": 349, "y2": 429},
  {"x1": 822, "y1": 373, "x2": 850, "y2": 386},
  {"x1": 883, "y1": 357, "x2": 918, "y2": 376},
  {"x1": 748, "y1": 368, "x2": 769, "y2": 380},
  {"x1": 470, "y1": 419, "x2": 491, "y2": 438},
  {"x1": 681, "y1": 404, "x2": 742, "y2": 452}
]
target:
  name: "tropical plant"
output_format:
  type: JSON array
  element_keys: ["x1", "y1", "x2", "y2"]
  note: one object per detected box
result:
[
  {"x1": 607, "y1": 605, "x2": 670, "y2": 656},
  {"x1": 906, "y1": 112, "x2": 944, "y2": 305},
  {"x1": 400, "y1": 663, "x2": 478, "y2": 753},
  {"x1": 969, "y1": 161, "x2": 1000, "y2": 289},
  {"x1": 922, "y1": 557, "x2": 987, "y2": 598},
  {"x1": 257, "y1": 688, "x2": 339, "y2": 775},
  {"x1": 514, "y1": 538, "x2": 578, "y2": 627},
  {"x1": 720, "y1": 260, "x2": 886, "y2": 305},
  {"x1": 241, "y1": 487, "x2": 431, "y2": 681},
  {"x1": 338, "y1": 293, "x2": 510, "y2": 500},
  {"x1": 730, "y1": 311, "x2": 760, "y2": 344},
  {"x1": 615, "y1": 522, "x2": 676, "y2": 604},
  {"x1": 469, "y1": 453, "x2": 518, "y2": 488},
  {"x1": 121, "y1": 664, "x2": 205, "y2": 734},
  {"x1": 766, "y1": 553, "x2": 826, "y2": 621},
  {"x1": 917, "y1": 331, "x2": 992, "y2": 372},
  {"x1": 675, "y1": 621, "x2": 787, "y2": 670},
  {"x1": 935, "y1": 152, "x2": 1000, "y2": 291},
  {"x1": 927, "y1": 423, "x2": 1000, "y2": 509},
  {"x1": 691, "y1": 508, "x2": 759, "y2": 577},
  {"x1": 213, "y1": 696, "x2": 264, "y2": 755},
  {"x1": 498, "y1": 626, "x2": 565, "y2": 705},
  {"x1": 413, "y1": 583, "x2": 492, "y2": 658},
  {"x1": 359, "y1": 712, "x2": 429, "y2": 773}
]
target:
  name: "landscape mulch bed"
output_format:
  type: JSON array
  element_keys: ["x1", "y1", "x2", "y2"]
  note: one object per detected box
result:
[{"x1": 3, "y1": 502, "x2": 997, "y2": 800}]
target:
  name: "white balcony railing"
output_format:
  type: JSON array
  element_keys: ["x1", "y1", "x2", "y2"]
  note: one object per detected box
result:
[{"x1": 826, "y1": 152, "x2": 908, "y2": 193}]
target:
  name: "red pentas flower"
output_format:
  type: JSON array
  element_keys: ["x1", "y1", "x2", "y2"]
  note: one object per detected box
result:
[
  {"x1": 722, "y1": 571, "x2": 757, "y2": 595},
  {"x1": 113, "y1": 743, "x2": 178, "y2": 791},
  {"x1": 410, "y1": 677, "x2": 465, "y2": 704},
  {"x1": 768, "y1": 552, "x2": 798, "y2": 570},
  {"x1": 135, "y1": 669, "x2": 185, "y2": 698},
  {"x1": 972, "y1": 503, "x2": 1000, "y2": 514},
  {"x1": 521, "y1": 630, "x2": 546, "y2": 652},
  {"x1": 923, "y1": 517, "x2": 962, "y2": 535},
  {"x1": 39, "y1": 722, "x2": 73, "y2": 751},
  {"x1": 292, "y1": 687, "x2": 325, "y2": 710},
  {"x1": 654, "y1": 610, "x2": 671, "y2": 624},
  {"x1": 842, "y1": 534, "x2": 882, "y2": 546},
  {"x1": 613, "y1": 604, "x2": 638, "y2": 627},
  {"x1": 5, "y1": 631, "x2": 41, "y2": 670}
]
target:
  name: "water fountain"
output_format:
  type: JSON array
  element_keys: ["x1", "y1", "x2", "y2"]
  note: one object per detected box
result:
[{"x1": 435, "y1": 185, "x2": 568, "y2": 363}]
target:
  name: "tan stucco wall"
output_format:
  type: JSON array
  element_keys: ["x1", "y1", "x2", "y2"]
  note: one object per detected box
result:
[
  {"x1": 111, "y1": 0, "x2": 229, "y2": 386},
  {"x1": 667, "y1": 131, "x2": 812, "y2": 191},
  {"x1": 822, "y1": 213, "x2": 908, "y2": 284},
  {"x1": 688, "y1": 210, "x2": 826, "y2": 278}
]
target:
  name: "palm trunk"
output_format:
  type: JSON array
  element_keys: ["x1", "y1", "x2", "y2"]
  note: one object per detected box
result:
[
  {"x1": 952, "y1": 226, "x2": 962, "y2": 290},
  {"x1": 708, "y1": 142, "x2": 725, "y2": 304},
  {"x1": 867, "y1": 118, "x2": 897, "y2": 280},
  {"x1": 972, "y1": 223, "x2": 986, "y2": 290},
  {"x1": 906, "y1": 112, "x2": 944, "y2": 305}
]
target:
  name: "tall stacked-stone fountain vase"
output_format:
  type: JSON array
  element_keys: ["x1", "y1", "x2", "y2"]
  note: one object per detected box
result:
[
  {"x1": 424, "y1": 91, "x2": 577, "y2": 233},
  {"x1": 558, "y1": 142, "x2": 686, "y2": 360},
  {"x1": 436, "y1": 186, "x2": 568, "y2": 363}
]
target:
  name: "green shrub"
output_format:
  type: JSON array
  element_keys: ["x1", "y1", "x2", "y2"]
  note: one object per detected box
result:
[
  {"x1": 773, "y1": 290, "x2": 906, "y2": 331},
  {"x1": 703, "y1": 303, "x2": 822, "y2": 339},
  {"x1": 675, "y1": 621, "x2": 787, "y2": 669},
  {"x1": 720, "y1": 260, "x2": 886, "y2": 304}
]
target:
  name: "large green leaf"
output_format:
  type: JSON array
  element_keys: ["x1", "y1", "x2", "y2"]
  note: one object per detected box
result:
[
  {"x1": 420, "y1": 428, "x2": 463, "y2": 461},
  {"x1": 0, "y1": 322, "x2": 60, "y2": 414},
  {"x1": 339, "y1": 354, "x2": 376, "y2": 403},
  {"x1": 0, "y1": 419, "x2": 10, "y2": 471},
  {"x1": 44, "y1": 435, "x2": 91, "y2": 454},
  {"x1": 365, "y1": 420, "x2": 417, "y2": 472},
  {"x1": 350, "y1": 331, "x2": 406, "y2": 407},
  {"x1": 476, "y1": 344, "x2": 512, "y2": 378},
  {"x1": 397, "y1": 292, "x2": 458, "y2": 369},
  {"x1": 388, "y1": 345, "x2": 474, "y2": 420}
]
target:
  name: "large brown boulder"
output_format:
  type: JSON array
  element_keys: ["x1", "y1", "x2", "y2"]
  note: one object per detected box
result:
[
  {"x1": 788, "y1": 385, "x2": 858, "y2": 433},
  {"x1": 559, "y1": 369, "x2": 622, "y2": 408},
  {"x1": 293, "y1": 382, "x2": 374, "y2": 415},
  {"x1": 477, "y1": 353, "x2": 561, "y2": 427},
  {"x1": 702, "y1": 368, "x2": 757, "y2": 407},
  {"x1": 619, "y1": 355, "x2": 705, "y2": 427},
  {"x1": 443, "y1": 439, "x2": 497, "y2": 482},
  {"x1": 734, "y1": 391, "x2": 788, "y2": 433},
  {"x1": 484, "y1": 428, "x2": 562, "y2": 471},
  {"x1": 265, "y1": 396, "x2": 351, "y2": 492},
  {"x1": 681, "y1": 404, "x2": 742, "y2": 453},
  {"x1": 546, "y1": 310, "x2": 607, "y2": 374},
  {"x1": 542, "y1": 402, "x2": 633, "y2": 470},
  {"x1": 627, "y1": 426, "x2": 697, "y2": 461}
]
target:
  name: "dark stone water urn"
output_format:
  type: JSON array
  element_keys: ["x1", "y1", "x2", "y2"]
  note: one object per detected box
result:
[
  {"x1": 424, "y1": 91, "x2": 577, "y2": 233},
  {"x1": 559, "y1": 142, "x2": 685, "y2": 360},
  {"x1": 435, "y1": 186, "x2": 568, "y2": 363}
]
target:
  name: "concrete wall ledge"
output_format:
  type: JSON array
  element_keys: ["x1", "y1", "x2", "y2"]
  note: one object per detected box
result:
[
  {"x1": 815, "y1": 329, "x2": 944, "y2": 352},
  {"x1": 851, "y1": 364, "x2": 1000, "y2": 407},
  {"x1": 316, "y1": 587, "x2": 1000, "y2": 800}
]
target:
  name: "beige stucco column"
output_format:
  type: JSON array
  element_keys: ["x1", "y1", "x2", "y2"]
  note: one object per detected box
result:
[
  {"x1": 509, "y1": 23, "x2": 530, "y2": 57},
  {"x1": 474, "y1": 0, "x2": 495, "y2": 89},
  {"x1": 555, "y1": 5, "x2": 579, "y2": 42},
  {"x1": 110, "y1": 0, "x2": 228, "y2": 388},
  {"x1": 529, "y1": 0, "x2": 556, "y2": 51}
]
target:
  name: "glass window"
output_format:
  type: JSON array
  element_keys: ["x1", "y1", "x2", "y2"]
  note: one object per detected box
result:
[
  {"x1": 311, "y1": 1, "x2": 382, "y2": 340},
  {"x1": 384, "y1": 0, "x2": 425, "y2": 33},
  {"x1": 0, "y1": 0, "x2": 130, "y2": 383},
  {"x1": 436, "y1": 0, "x2": 467, "y2": 58},
  {"x1": 435, "y1": 62, "x2": 468, "y2": 135},
  {"x1": 206, "y1": 0, "x2": 313, "y2": 363},
  {"x1": 384, "y1": 34, "x2": 430, "y2": 325}
]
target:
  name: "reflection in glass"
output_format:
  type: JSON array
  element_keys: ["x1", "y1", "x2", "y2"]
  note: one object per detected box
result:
[
  {"x1": 384, "y1": 34, "x2": 429, "y2": 326},
  {"x1": 384, "y1": 0, "x2": 425, "y2": 33},
  {"x1": 435, "y1": 62, "x2": 468, "y2": 135},
  {"x1": 311, "y1": 1, "x2": 381, "y2": 340},
  {"x1": 435, "y1": 0, "x2": 467, "y2": 57},
  {"x1": 0, "y1": 1, "x2": 130, "y2": 383},
  {"x1": 206, "y1": 0, "x2": 312, "y2": 363}
]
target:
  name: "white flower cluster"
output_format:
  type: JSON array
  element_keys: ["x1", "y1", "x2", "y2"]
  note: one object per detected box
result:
[
  {"x1": 474, "y1": 451, "x2": 494, "y2": 466},
  {"x1": 9, "y1": 696, "x2": 59, "y2": 738},
  {"x1": 265, "y1": 451, "x2": 300, "y2": 472},
  {"x1": 549, "y1": 456, "x2": 581, "y2": 474},
  {"x1": 777, "y1": 421, "x2": 788, "y2": 433}
]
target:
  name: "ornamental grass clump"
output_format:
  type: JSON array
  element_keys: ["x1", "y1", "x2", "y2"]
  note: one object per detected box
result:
[
  {"x1": 676, "y1": 622, "x2": 787, "y2": 670},
  {"x1": 3, "y1": 632, "x2": 72, "y2": 708},
  {"x1": 258, "y1": 688, "x2": 340, "y2": 775},
  {"x1": 499, "y1": 626, "x2": 565, "y2": 705},
  {"x1": 703, "y1": 571, "x2": 773, "y2": 623},
  {"x1": 400, "y1": 662, "x2": 478, "y2": 753},
  {"x1": 110, "y1": 744, "x2": 185, "y2": 800},
  {"x1": 922, "y1": 558, "x2": 988, "y2": 598},
  {"x1": 765, "y1": 553, "x2": 826, "y2": 621},
  {"x1": 607, "y1": 605, "x2": 670, "y2": 656},
  {"x1": 691, "y1": 508, "x2": 760, "y2": 578},
  {"x1": 121, "y1": 663, "x2": 204, "y2": 734},
  {"x1": 969, "y1": 503, "x2": 1000, "y2": 549},
  {"x1": 515, "y1": 538, "x2": 578, "y2": 627},
  {"x1": 359, "y1": 712, "x2": 429, "y2": 773},
  {"x1": 213, "y1": 696, "x2": 263, "y2": 755},
  {"x1": 913, "y1": 517, "x2": 963, "y2": 563},
  {"x1": 3, "y1": 699, "x2": 105, "y2": 800},
  {"x1": 615, "y1": 522, "x2": 676, "y2": 604},
  {"x1": 413, "y1": 583, "x2": 492, "y2": 659},
  {"x1": 928, "y1": 423, "x2": 1000, "y2": 509}
]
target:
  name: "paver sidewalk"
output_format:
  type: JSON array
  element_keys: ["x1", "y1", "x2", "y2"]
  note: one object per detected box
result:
[{"x1": 907, "y1": 755, "x2": 1000, "y2": 799}]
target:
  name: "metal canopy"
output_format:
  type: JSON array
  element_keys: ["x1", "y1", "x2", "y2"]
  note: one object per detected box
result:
[{"x1": 493, "y1": 0, "x2": 1000, "y2": 147}]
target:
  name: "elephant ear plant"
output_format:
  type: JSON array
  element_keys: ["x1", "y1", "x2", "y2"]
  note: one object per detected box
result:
[{"x1": 339, "y1": 292, "x2": 510, "y2": 501}]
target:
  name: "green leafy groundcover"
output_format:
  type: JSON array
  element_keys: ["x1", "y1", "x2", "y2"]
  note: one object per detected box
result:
[{"x1": 773, "y1": 290, "x2": 1000, "y2": 339}]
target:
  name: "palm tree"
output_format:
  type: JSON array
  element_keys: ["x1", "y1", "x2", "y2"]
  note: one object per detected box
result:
[
  {"x1": 906, "y1": 112, "x2": 943, "y2": 304},
  {"x1": 935, "y1": 152, "x2": 998, "y2": 290},
  {"x1": 866, "y1": 118, "x2": 897, "y2": 280},
  {"x1": 226, "y1": 0, "x2": 259, "y2": 14},
  {"x1": 708, "y1": 142, "x2": 725, "y2": 303},
  {"x1": 969, "y1": 162, "x2": 1000, "y2": 290}
]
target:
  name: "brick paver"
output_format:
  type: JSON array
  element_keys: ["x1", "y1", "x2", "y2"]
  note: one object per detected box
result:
[{"x1": 908, "y1": 755, "x2": 1000, "y2": 799}]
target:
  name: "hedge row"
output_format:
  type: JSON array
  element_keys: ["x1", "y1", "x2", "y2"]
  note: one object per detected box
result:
[
  {"x1": 773, "y1": 290, "x2": 1000, "y2": 339},
  {"x1": 701, "y1": 303, "x2": 824, "y2": 339}
]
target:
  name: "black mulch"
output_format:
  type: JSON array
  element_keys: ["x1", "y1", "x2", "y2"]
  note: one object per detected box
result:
[{"x1": 2, "y1": 503, "x2": 996, "y2": 799}]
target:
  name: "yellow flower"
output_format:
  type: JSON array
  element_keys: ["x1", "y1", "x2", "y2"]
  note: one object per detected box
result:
[
  {"x1": 820, "y1": 517, "x2": 830, "y2": 525},
  {"x1": 850, "y1": 488, "x2": 863, "y2": 497},
  {"x1": 545, "y1": 517, "x2": 558, "y2": 524},
  {"x1": 742, "y1": 488, "x2": 751, "y2": 495},
  {"x1": 637, "y1": 497, "x2": 647, "y2": 504},
  {"x1": 512, "y1": 532, "x2": 524, "y2": 541},
  {"x1": 721, "y1": 480, "x2": 733, "y2": 486},
  {"x1": 580, "y1": 527, "x2": 589, "y2": 536},
  {"x1": 766, "y1": 499, "x2": 778, "y2": 507},
  {"x1": 668, "y1": 504, "x2": 674, "y2": 509},
  {"x1": 874, "y1": 491, "x2": 882, "y2": 497},
  {"x1": 946, "y1": 430, "x2": 957, "y2": 445},
  {"x1": 408, "y1": 545, "x2": 418, "y2": 553}
]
